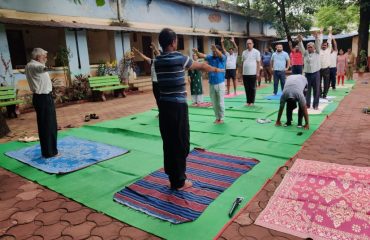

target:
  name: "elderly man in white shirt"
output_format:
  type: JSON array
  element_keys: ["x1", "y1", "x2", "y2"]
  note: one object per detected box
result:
[
  {"x1": 25, "y1": 48, "x2": 58, "y2": 158},
  {"x1": 319, "y1": 28, "x2": 333, "y2": 98},
  {"x1": 242, "y1": 38, "x2": 261, "y2": 106}
]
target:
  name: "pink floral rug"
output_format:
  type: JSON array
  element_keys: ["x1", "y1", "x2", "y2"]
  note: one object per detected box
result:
[{"x1": 255, "y1": 159, "x2": 370, "y2": 240}]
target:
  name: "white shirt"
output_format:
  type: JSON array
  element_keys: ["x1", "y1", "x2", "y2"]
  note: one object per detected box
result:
[
  {"x1": 242, "y1": 48, "x2": 261, "y2": 75},
  {"x1": 330, "y1": 51, "x2": 338, "y2": 68},
  {"x1": 320, "y1": 35, "x2": 332, "y2": 69},
  {"x1": 225, "y1": 52, "x2": 237, "y2": 69},
  {"x1": 25, "y1": 60, "x2": 52, "y2": 94}
]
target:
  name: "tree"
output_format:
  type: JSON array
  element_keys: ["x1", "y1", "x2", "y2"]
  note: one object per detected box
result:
[
  {"x1": 357, "y1": 0, "x2": 369, "y2": 69},
  {"x1": 229, "y1": 0, "x2": 316, "y2": 42},
  {"x1": 315, "y1": 4, "x2": 359, "y2": 34}
]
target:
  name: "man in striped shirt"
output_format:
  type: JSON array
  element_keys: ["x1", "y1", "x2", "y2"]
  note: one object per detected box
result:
[{"x1": 155, "y1": 28, "x2": 224, "y2": 190}]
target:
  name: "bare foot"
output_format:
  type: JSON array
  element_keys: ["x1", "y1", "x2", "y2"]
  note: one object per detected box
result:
[
  {"x1": 177, "y1": 180, "x2": 193, "y2": 190},
  {"x1": 215, "y1": 119, "x2": 224, "y2": 124}
]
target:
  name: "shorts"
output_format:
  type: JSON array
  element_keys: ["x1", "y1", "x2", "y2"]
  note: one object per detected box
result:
[{"x1": 225, "y1": 69, "x2": 236, "y2": 80}]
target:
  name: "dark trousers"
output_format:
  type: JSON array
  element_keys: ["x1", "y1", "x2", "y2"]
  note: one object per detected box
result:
[
  {"x1": 32, "y1": 93, "x2": 58, "y2": 158},
  {"x1": 263, "y1": 65, "x2": 272, "y2": 82},
  {"x1": 329, "y1": 67, "x2": 337, "y2": 89},
  {"x1": 273, "y1": 70, "x2": 286, "y2": 94},
  {"x1": 291, "y1": 65, "x2": 303, "y2": 75},
  {"x1": 305, "y1": 71, "x2": 321, "y2": 109},
  {"x1": 286, "y1": 99, "x2": 303, "y2": 125},
  {"x1": 158, "y1": 101, "x2": 189, "y2": 189},
  {"x1": 320, "y1": 68, "x2": 330, "y2": 98},
  {"x1": 152, "y1": 81, "x2": 160, "y2": 107},
  {"x1": 242, "y1": 75, "x2": 257, "y2": 104}
]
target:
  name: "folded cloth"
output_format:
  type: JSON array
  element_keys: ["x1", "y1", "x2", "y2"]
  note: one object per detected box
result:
[{"x1": 256, "y1": 118, "x2": 272, "y2": 124}]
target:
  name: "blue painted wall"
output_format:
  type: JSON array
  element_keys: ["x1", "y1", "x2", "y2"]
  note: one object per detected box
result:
[
  {"x1": 231, "y1": 15, "x2": 246, "y2": 33},
  {"x1": 122, "y1": 0, "x2": 192, "y2": 27},
  {"x1": 65, "y1": 29, "x2": 90, "y2": 77},
  {"x1": 0, "y1": 24, "x2": 14, "y2": 86},
  {"x1": 193, "y1": 7, "x2": 229, "y2": 31},
  {"x1": 114, "y1": 32, "x2": 124, "y2": 62},
  {"x1": 0, "y1": 0, "x2": 117, "y2": 19}
]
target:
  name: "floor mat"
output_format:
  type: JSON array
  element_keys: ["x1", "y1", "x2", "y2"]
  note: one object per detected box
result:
[
  {"x1": 114, "y1": 148, "x2": 259, "y2": 224},
  {"x1": 224, "y1": 91, "x2": 245, "y2": 98},
  {"x1": 4, "y1": 136, "x2": 129, "y2": 174},
  {"x1": 255, "y1": 158, "x2": 370, "y2": 240},
  {"x1": 0, "y1": 83, "x2": 352, "y2": 240}
]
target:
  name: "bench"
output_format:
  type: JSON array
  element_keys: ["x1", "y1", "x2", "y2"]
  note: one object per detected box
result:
[
  {"x1": 0, "y1": 86, "x2": 23, "y2": 118},
  {"x1": 88, "y1": 75, "x2": 128, "y2": 101}
]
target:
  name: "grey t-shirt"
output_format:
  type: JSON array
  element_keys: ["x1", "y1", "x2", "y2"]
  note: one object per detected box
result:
[{"x1": 280, "y1": 75, "x2": 308, "y2": 108}]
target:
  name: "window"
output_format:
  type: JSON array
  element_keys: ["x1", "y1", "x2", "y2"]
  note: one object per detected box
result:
[{"x1": 197, "y1": 37, "x2": 204, "y2": 53}]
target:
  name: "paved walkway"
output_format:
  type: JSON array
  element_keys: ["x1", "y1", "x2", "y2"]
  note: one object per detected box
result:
[{"x1": 0, "y1": 74, "x2": 369, "y2": 239}]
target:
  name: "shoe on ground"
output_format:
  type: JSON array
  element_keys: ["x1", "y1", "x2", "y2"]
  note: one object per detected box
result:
[
  {"x1": 283, "y1": 122, "x2": 292, "y2": 127},
  {"x1": 297, "y1": 125, "x2": 303, "y2": 128}
]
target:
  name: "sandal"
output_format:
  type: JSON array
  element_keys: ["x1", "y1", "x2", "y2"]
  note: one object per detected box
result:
[
  {"x1": 90, "y1": 113, "x2": 99, "y2": 119},
  {"x1": 84, "y1": 115, "x2": 90, "y2": 122}
]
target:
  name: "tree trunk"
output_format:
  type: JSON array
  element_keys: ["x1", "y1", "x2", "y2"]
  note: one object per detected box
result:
[
  {"x1": 0, "y1": 113, "x2": 10, "y2": 138},
  {"x1": 279, "y1": 0, "x2": 293, "y2": 43},
  {"x1": 357, "y1": 0, "x2": 370, "y2": 69},
  {"x1": 246, "y1": 0, "x2": 251, "y2": 36}
]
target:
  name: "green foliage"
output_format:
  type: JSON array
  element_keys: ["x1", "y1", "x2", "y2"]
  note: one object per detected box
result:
[
  {"x1": 315, "y1": 4, "x2": 359, "y2": 34},
  {"x1": 228, "y1": 0, "x2": 317, "y2": 39},
  {"x1": 358, "y1": 49, "x2": 368, "y2": 71},
  {"x1": 72, "y1": 0, "x2": 105, "y2": 6},
  {"x1": 70, "y1": 74, "x2": 91, "y2": 100}
]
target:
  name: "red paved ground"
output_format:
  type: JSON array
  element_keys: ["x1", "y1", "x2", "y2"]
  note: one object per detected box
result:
[{"x1": 1, "y1": 74, "x2": 369, "y2": 239}]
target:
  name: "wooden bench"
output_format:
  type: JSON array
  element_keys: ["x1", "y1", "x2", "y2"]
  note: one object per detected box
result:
[
  {"x1": 88, "y1": 75, "x2": 128, "y2": 101},
  {"x1": 0, "y1": 86, "x2": 23, "y2": 118}
]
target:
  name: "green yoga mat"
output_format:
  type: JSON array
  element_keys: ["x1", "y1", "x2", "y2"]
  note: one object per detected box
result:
[{"x1": 0, "y1": 83, "x2": 352, "y2": 240}]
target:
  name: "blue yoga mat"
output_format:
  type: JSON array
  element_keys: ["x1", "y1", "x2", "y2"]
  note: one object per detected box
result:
[
  {"x1": 264, "y1": 92, "x2": 282, "y2": 100},
  {"x1": 5, "y1": 136, "x2": 129, "y2": 174}
]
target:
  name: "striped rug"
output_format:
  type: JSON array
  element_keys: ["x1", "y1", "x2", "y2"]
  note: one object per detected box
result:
[{"x1": 114, "y1": 148, "x2": 259, "y2": 224}]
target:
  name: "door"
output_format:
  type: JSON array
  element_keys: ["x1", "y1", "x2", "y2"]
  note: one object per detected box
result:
[
  {"x1": 142, "y1": 35, "x2": 152, "y2": 75},
  {"x1": 6, "y1": 30, "x2": 27, "y2": 69}
]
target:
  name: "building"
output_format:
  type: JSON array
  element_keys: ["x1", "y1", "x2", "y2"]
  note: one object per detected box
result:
[{"x1": 0, "y1": 0, "x2": 277, "y2": 94}]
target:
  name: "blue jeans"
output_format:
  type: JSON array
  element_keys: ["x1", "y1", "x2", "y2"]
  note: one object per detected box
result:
[
  {"x1": 291, "y1": 65, "x2": 303, "y2": 74},
  {"x1": 273, "y1": 70, "x2": 286, "y2": 94},
  {"x1": 305, "y1": 71, "x2": 320, "y2": 109}
]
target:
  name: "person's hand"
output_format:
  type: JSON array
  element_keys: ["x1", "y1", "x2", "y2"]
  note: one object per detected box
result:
[
  {"x1": 320, "y1": 27, "x2": 324, "y2": 34},
  {"x1": 303, "y1": 123, "x2": 309, "y2": 130},
  {"x1": 312, "y1": 31, "x2": 318, "y2": 39},
  {"x1": 288, "y1": 41, "x2": 292, "y2": 47},
  {"x1": 214, "y1": 67, "x2": 225, "y2": 73},
  {"x1": 132, "y1": 47, "x2": 139, "y2": 53},
  {"x1": 211, "y1": 44, "x2": 217, "y2": 51},
  {"x1": 231, "y1": 37, "x2": 235, "y2": 42},
  {"x1": 221, "y1": 35, "x2": 224, "y2": 43},
  {"x1": 328, "y1": 26, "x2": 332, "y2": 34},
  {"x1": 192, "y1": 48, "x2": 198, "y2": 53},
  {"x1": 275, "y1": 120, "x2": 282, "y2": 127},
  {"x1": 297, "y1": 34, "x2": 303, "y2": 42}
]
